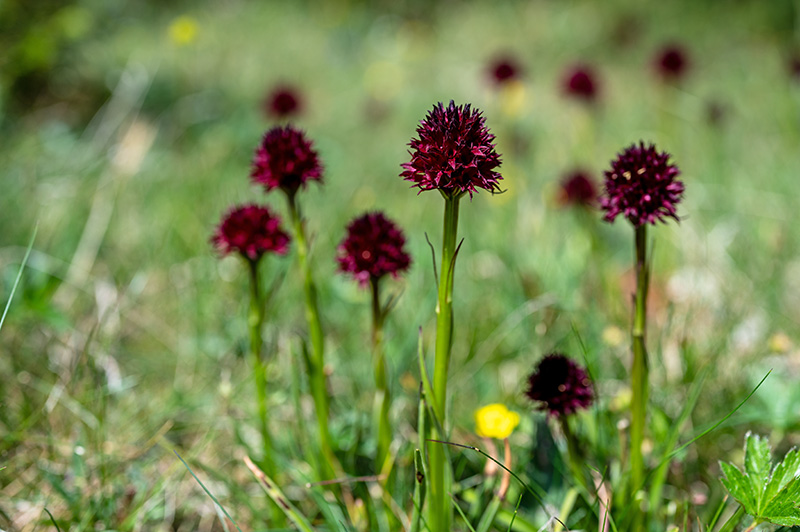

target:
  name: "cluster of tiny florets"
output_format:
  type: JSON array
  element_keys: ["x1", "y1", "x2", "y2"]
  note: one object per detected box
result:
[
  {"x1": 265, "y1": 85, "x2": 302, "y2": 119},
  {"x1": 525, "y1": 354, "x2": 594, "y2": 417},
  {"x1": 655, "y1": 45, "x2": 689, "y2": 80},
  {"x1": 790, "y1": 53, "x2": 800, "y2": 80},
  {"x1": 401, "y1": 101, "x2": 502, "y2": 198},
  {"x1": 337, "y1": 212, "x2": 411, "y2": 286},
  {"x1": 251, "y1": 125, "x2": 322, "y2": 197},
  {"x1": 559, "y1": 170, "x2": 598, "y2": 207},
  {"x1": 488, "y1": 57, "x2": 521, "y2": 85},
  {"x1": 562, "y1": 65, "x2": 598, "y2": 101},
  {"x1": 211, "y1": 204, "x2": 290, "y2": 261},
  {"x1": 600, "y1": 142, "x2": 684, "y2": 226}
]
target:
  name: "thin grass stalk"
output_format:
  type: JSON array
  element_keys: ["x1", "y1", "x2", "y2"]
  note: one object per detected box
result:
[
  {"x1": 429, "y1": 193, "x2": 460, "y2": 532},
  {"x1": 475, "y1": 438, "x2": 512, "y2": 532},
  {"x1": 287, "y1": 194, "x2": 336, "y2": 481},
  {"x1": 615, "y1": 371, "x2": 771, "y2": 527},
  {"x1": 410, "y1": 449, "x2": 428, "y2": 532},
  {"x1": 175, "y1": 451, "x2": 244, "y2": 532},
  {"x1": 648, "y1": 366, "x2": 709, "y2": 514},
  {"x1": 244, "y1": 456, "x2": 316, "y2": 532},
  {"x1": 0, "y1": 223, "x2": 36, "y2": 333},
  {"x1": 370, "y1": 276, "x2": 392, "y2": 475},
  {"x1": 553, "y1": 488, "x2": 578, "y2": 532},
  {"x1": 44, "y1": 508, "x2": 63, "y2": 532},
  {"x1": 630, "y1": 224, "x2": 649, "y2": 501}
]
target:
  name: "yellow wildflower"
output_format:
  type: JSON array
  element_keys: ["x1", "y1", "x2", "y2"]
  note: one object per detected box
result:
[
  {"x1": 602, "y1": 325, "x2": 625, "y2": 347},
  {"x1": 768, "y1": 332, "x2": 791, "y2": 353},
  {"x1": 475, "y1": 403, "x2": 520, "y2": 439},
  {"x1": 169, "y1": 16, "x2": 198, "y2": 46}
]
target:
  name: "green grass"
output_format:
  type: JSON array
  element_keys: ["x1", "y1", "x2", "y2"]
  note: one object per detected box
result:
[{"x1": 2, "y1": 0, "x2": 800, "y2": 530}]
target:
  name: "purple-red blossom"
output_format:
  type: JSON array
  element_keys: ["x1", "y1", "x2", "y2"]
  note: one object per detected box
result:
[
  {"x1": 655, "y1": 45, "x2": 689, "y2": 80},
  {"x1": 212, "y1": 204, "x2": 290, "y2": 261},
  {"x1": 790, "y1": 53, "x2": 800, "y2": 80},
  {"x1": 600, "y1": 142, "x2": 684, "y2": 226},
  {"x1": 265, "y1": 85, "x2": 302, "y2": 119},
  {"x1": 401, "y1": 101, "x2": 502, "y2": 198},
  {"x1": 525, "y1": 354, "x2": 594, "y2": 417},
  {"x1": 251, "y1": 125, "x2": 322, "y2": 197},
  {"x1": 558, "y1": 170, "x2": 598, "y2": 207},
  {"x1": 337, "y1": 212, "x2": 411, "y2": 286},
  {"x1": 562, "y1": 65, "x2": 598, "y2": 102},
  {"x1": 488, "y1": 56, "x2": 521, "y2": 85}
]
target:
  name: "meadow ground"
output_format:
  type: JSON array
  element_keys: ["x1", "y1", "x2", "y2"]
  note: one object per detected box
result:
[{"x1": 1, "y1": 1, "x2": 800, "y2": 531}]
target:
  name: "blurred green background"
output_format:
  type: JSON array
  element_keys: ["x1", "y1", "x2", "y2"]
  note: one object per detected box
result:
[{"x1": 2, "y1": 0, "x2": 800, "y2": 530}]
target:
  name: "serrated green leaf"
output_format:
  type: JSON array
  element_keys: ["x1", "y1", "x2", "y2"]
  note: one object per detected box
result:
[
  {"x1": 763, "y1": 448, "x2": 800, "y2": 506},
  {"x1": 721, "y1": 434, "x2": 800, "y2": 528},
  {"x1": 720, "y1": 461, "x2": 757, "y2": 512},
  {"x1": 760, "y1": 476, "x2": 800, "y2": 526},
  {"x1": 744, "y1": 432, "x2": 771, "y2": 507}
]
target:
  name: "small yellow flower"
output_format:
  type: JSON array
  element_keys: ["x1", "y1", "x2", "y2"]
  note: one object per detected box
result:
[
  {"x1": 499, "y1": 80, "x2": 527, "y2": 118},
  {"x1": 475, "y1": 403, "x2": 520, "y2": 439},
  {"x1": 768, "y1": 332, "x2": 791, "y2": 353},
  {"x1": 602, "y1": 325, "x2": 625, "y2": 347},
  {"x1": 610, "y1": 387, "x2": 632, "y2": 412},
  {"x1": 168, "y1": 16, "x2": 198, "y2": 46}
]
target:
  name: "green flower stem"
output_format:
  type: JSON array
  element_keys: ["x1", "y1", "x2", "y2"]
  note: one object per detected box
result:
[
  {"x1": 558, "y1": 415, "x2": 590, "y2": 493},
  {"x1": 429, "y1": 193, "x2": 461, "y2": 532},
  {"x1": 370, "y1": 277, "x2": 392, "y2": 474},
  {"x1": 247, "y1": 258, "x2": 274, "y2": 475},
  {"x1": 630, "y1": 224, "x2": 649, "y2": 504},
  {"x1": 287, "y1": 194, "x2": 336, "y2": 481},
  {"x1": 247, "y1": 258, "x2": 286, "y2": 528}
]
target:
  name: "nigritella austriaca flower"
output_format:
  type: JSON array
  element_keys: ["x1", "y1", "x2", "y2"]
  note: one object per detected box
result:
[
  {"x1": 600, "y1": 140, "x2": 684, "y2": 505},
  {"x1": 402, "y1": 100, "x2": 502, "y2": 532},
  {"x1": 211, "y1": 204, "x2": 290, "y2": 477},
  {"x1": 525, "y1": 353, "x2": 594, "y2": 491},
  {"x1": 251, "y1": 124, "x2": 340, "y2": 482},
  {"x1": 336, "y1": 211, "x2": 411, "y2": 471}
]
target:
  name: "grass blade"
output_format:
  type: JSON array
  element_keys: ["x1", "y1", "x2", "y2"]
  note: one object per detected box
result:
[
  {"x1": 475, "y1": 495, "x2": 502, "y2": 532},
  {"x1": 244, "y1": 455, "x2": 316, "y2": 532},
  {"x1": 649, "y1": 364, "x2": 710, "y2": 513},
  {"x1": 620, "y1": 370, "x2": 772, "y2": 524},
  {"x1": 44, "y1": 508, "x2": 63, "y2": 532},
  {"x1": 507, "y1": 494, "x2": 523, "y2": 532},
  {"x1": 452, "y1": 492, "x2": 478, "y2": 532},
  {"x1": 664, "y1": 370, "x2": 771, "y2": 462},
  {"x1": 427, "y1": 439, "x2": 552, "y2": 520},
  {"x1": 707, "y1": 495, "x2": 729, "y2": 531},
  {"x1": 173, "y1": 450, "x2": 243, "y2": 532},
  {"x1": 410, "y1": 449, "x2": 428, "y2": 532},
  {"x1": 0, "y1": 223, "x2": 37, "y2": 333}
]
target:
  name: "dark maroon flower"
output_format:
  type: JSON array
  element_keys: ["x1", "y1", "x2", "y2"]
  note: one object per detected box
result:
[
  {"x1": 706, "y1": 100, "x2": 725, "y2": 127},
  {"x1": 251, "y1": 125, "x2": 322, "y2": 197},
  {"x1": 558, "y1": 170, "x2": 598, "y2": 207},
  {"x1": 562, "y1": 65, "x2": 598, "y2": 102},
  {"x1": 401, "y1": 101, "x2": 502, "y2": 198},
  {"x1": 525, "y1": 354, "x2": 593, "y2": 417},
  {"x1": 789, "y1": 53, "x2": 800, "y2": 80},
  {"x1": 265, "y1": 85, "x2": 302, "y2": 119},
  {"x1": 212, "y1": 204, "x2": 290, "y2": 261},
  {"x1": 337, "y1": 212, "x2": 411, "y2": 286},
  {"x1": 488, "y1": 56, "x2": 521, "y2": 85},
  {"x1": 655, "y1": 45, "x2": 689, "y2": 81},
  {"x1": 600, "y1": 142, "x2": 684, "y2": 226}
]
